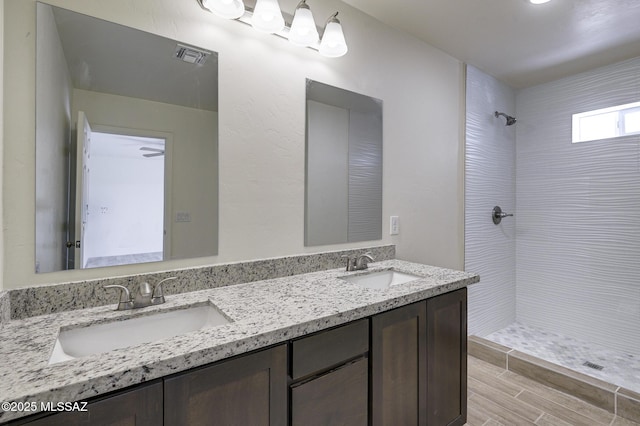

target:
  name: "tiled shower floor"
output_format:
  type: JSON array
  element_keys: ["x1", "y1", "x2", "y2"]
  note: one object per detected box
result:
[
  {"x1": 84, "y1": 252, "x2": 163, "y2": 268},
  {"x1": 486, "y1": 322, "x2": 640, "y2": 394}
]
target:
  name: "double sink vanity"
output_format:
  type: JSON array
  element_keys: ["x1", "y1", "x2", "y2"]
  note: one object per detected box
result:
[{"x1": 0, "y1": 253, "x2": 479, "y2": 425}]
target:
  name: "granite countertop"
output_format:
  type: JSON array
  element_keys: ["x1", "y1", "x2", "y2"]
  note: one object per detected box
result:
[{"x1": 0, "y1": 260, "x2": 479, "y2": 422}]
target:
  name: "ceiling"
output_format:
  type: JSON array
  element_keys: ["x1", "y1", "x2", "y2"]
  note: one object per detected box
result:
[
  {"x1": 50, "y1": 5, "x2": 218, "y2": 111},
  {"x1": 341, "y1": 0, "x2": 640, "y2": 88}
]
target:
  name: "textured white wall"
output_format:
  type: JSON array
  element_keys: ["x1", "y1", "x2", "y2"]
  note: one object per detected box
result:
[
  {"x1": 516, "y1": 57, "x2": 640, "y2": 356},
  {"x1": 34, "y1": 4, "x2": 72, "y2": 273},
  {"x1": 465, "y1": 65, "x2": 517, "y2": 336},
  {"x1": 347, "y1": 109, "x2": 383, "y2": 243},
  {"x1": 3, "y1": 0, "x2": 464, "y2": 288}
]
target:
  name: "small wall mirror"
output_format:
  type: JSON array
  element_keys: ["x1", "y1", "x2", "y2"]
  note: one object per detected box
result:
[
  {"x1": 305, "y1": 79, "x2": 383, "y2": 246},
  {"x1": 35, "y1": 4, "x2": 218, "y2": 272}
]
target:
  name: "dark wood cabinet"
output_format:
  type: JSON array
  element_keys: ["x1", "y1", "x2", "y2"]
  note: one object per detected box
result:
[
  {"x1": 290, "y1": 319, "x2": 368, "y2": 381},
  {"x1": 290, "y1": 320, "x2": 369, "y2": 426},
  {"x1": 291, "y1": 358, "x2": 368, "y2": 426},
  {"x1": 164, "y1": 344, "x2": 287, "y2": 426},
  {"x1": 371, "y1": 288, "x2": 467, "y2": 426},
  {"x1": 427, "y1": 288, "x2": 467, "y2": 426},
  {"x1": 17, "y1": 381, "x2": 162, "y2": 426},
  {"x1": 371, "y1": 301, "x2": 427, "y2": 426}
]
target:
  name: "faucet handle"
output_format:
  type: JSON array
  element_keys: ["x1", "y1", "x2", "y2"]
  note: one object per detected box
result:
[
  {"x1": 104, "y1": 285, "x2": 134, "y2": 311},
  {"x1": 152, "y1": 277, "x2": 177, "y2": 305}
]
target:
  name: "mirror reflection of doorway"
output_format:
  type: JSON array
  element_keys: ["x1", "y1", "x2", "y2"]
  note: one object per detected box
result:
[{"x1": 77, "y1": 122, "x2": 167, "y2": 268}]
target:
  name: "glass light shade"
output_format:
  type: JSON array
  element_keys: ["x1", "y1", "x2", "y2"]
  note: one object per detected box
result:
[
  {"x1": 529, "y1": 0, "x2": 551, "y2": 3},
  {"x1": 202, "y1": 0, "x2": 245, "y2": 19},
  {"x1": 289, "y1": 6, "x2": 319, "y2": 47},
  {"x1": 319, "y1": 20, "x2": 347, "y2": 58},
  {"x1": 251, "y1": 0, "x2": 285, "y2": 33}
]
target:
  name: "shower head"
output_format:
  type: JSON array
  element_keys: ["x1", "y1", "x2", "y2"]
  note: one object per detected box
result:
[{"x1": 494, "y1": 111, "x2": 517, "y2": 126}]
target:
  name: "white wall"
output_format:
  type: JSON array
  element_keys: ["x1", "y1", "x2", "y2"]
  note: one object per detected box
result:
[
  {"x1": 3, "y1": 0, "x2": 464, "y2": 288},
  {"x1": 72, "y1": 88, "x2": 218, "y2": 262},
  {"x1": 465, "y1": 65, "x2": 517, "y2": 336},
  {"x1": 34, "y1": 4, "x2": 73, "y2": 273},
  {"x1": 516, "y1": 57, "x2": 640, "y2": 356},
  {"x1": 0, "y1": 0, "x2": 4, "y2": 290},
  {"x1": 85, "y1": 133, "x2": 164, "y2": 261}
]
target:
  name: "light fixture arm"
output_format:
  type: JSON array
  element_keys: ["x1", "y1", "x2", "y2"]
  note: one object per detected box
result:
[
  {"x1": 196, "y1": 0, "x2": 208, "y2": 11},
  {"x1": 321, "y1": 12, "x2": 340, "y2": 37}
]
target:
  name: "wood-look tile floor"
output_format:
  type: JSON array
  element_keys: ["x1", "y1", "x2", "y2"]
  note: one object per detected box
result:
[{"x1": 466, "y1": 356, "x2": 640, "y2": 426}]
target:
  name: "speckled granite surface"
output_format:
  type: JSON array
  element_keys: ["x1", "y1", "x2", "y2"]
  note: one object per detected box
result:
[
  {"x1": 8, "y1": 245, "x2": 395, "y2": 320},
  {"x1": 0, "y1": 292, "x2": 9, "y2": 324},
  {"x1": 0, "y1": 259, "x2": 478, "y2": 422}
]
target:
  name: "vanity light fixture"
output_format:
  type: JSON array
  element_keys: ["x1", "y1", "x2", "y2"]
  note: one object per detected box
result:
[
  {"x1": 196, "y1": 0, "x2": 348, "y2": 57},
  {"x1": 251, "y1": 0, "x2": 285, "y2": 33},
  {"x1": 201, "y1": 0, "x2": 245, "y2": 19},
  {"x1": 288, "y1": 0, "x2": 319, "y2": 47},
  {"x1": 319, "y1": 13, "x2": 347, "y2": 58}
]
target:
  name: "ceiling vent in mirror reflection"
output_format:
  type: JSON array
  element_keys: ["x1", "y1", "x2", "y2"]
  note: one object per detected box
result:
[
  {"x1": 196, "y1": 0, "x2": 348, "y2": 57},
  {"x1": 174, "y1": 44, "x2": 212, "y2": 65}
]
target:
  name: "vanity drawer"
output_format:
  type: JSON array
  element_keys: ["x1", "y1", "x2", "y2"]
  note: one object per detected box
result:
[
  {"x1": 291, "y1": 357, "x2": 368, "y2": 426},
  {"x1": 291, "y1": 319, "x2": 369, "y2": 380}
]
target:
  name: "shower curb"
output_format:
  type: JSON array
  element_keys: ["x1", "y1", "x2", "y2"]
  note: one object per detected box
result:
[{"x1": 468, "y1": 335, "x2": 640, "y2": 423}]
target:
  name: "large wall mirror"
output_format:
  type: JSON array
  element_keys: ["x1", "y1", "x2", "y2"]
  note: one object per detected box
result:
[
  {"x1": 35, "y1": 3, "x2": 218, "y2": 273},
  {"x1": 305, "y1": 79, "x2": 383, "y2": 246}
]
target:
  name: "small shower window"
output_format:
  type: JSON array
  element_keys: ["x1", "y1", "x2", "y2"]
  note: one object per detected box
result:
[{"x1": 572, "y1": 101, "x2": 640, "y2": 143}]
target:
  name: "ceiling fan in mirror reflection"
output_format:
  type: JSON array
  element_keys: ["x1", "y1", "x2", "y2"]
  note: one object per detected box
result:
[
  {"x1": 140, "y1": 147, "x2": 166, "y2": 158},
  {"x1": 197, "y1": 0, "x2": 348, "y2": 57}
]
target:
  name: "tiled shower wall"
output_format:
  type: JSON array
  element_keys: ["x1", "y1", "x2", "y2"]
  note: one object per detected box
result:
[
  {"x1": 516, "y1": 57, "x2": 640, "y2": 356},
  {"x1": 465, "y1": 65, "x2": 517, "y2": 336}
]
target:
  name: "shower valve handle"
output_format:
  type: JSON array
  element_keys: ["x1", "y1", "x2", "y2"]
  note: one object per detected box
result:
[{"x1": 492, "y1": 206, "x2": 513, "y2": 225}]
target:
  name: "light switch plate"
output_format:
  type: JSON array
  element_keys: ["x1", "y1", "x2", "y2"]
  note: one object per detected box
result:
[
  {"x1": 176, "y1": 212, "x2": 191, "y2": 223},
  {"x1": 390, "y1": 216, "x2": 399, "y2": 235}
]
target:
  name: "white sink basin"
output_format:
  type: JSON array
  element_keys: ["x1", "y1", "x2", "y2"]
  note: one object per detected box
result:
[
  {"x1": 342, "y1": 270, "x2": 422, "y2": 290},
  {"x1": 49, "y1": 303, "x2": 231, "y2": 364}
]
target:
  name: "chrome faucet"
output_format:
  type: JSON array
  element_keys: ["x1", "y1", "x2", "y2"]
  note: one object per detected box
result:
[
  {"x1": 342, "y1": 252, "x2": 375, "y2": 272},
  {"x1": 133, "y1": 281, "x2": 153, "y2": 308},
  {"x1": 105, "y1": 277, "x2": 177, "y2": 310},
  {"x1": 355, "y1": 252, "x2": 374, "y2": 270}
]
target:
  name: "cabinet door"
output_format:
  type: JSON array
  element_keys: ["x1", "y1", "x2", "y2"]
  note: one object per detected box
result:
[
  {"x1": 164, "y1": 344, "x2": 287, "y2": 426},
  {"x1": 426, "y1": 288, "x2": 467, "y2": 426},
  {"x1": 291, "y1": 357, "x2": 368, "y2": 426},
  {"x1": 371, "y1": 302, "x2": 427, "y2": 426},
  {"x1": 19, "y1": 381, "x2": 162, "y2": 426}
]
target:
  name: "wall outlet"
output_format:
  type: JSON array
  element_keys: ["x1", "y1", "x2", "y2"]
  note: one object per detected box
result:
[
  {"x1": 176, "y1": 211, "x2": 191, "y2": 223},
  {"x1": 390, "y1": 216, "x2": 399, "y2": 235}
]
